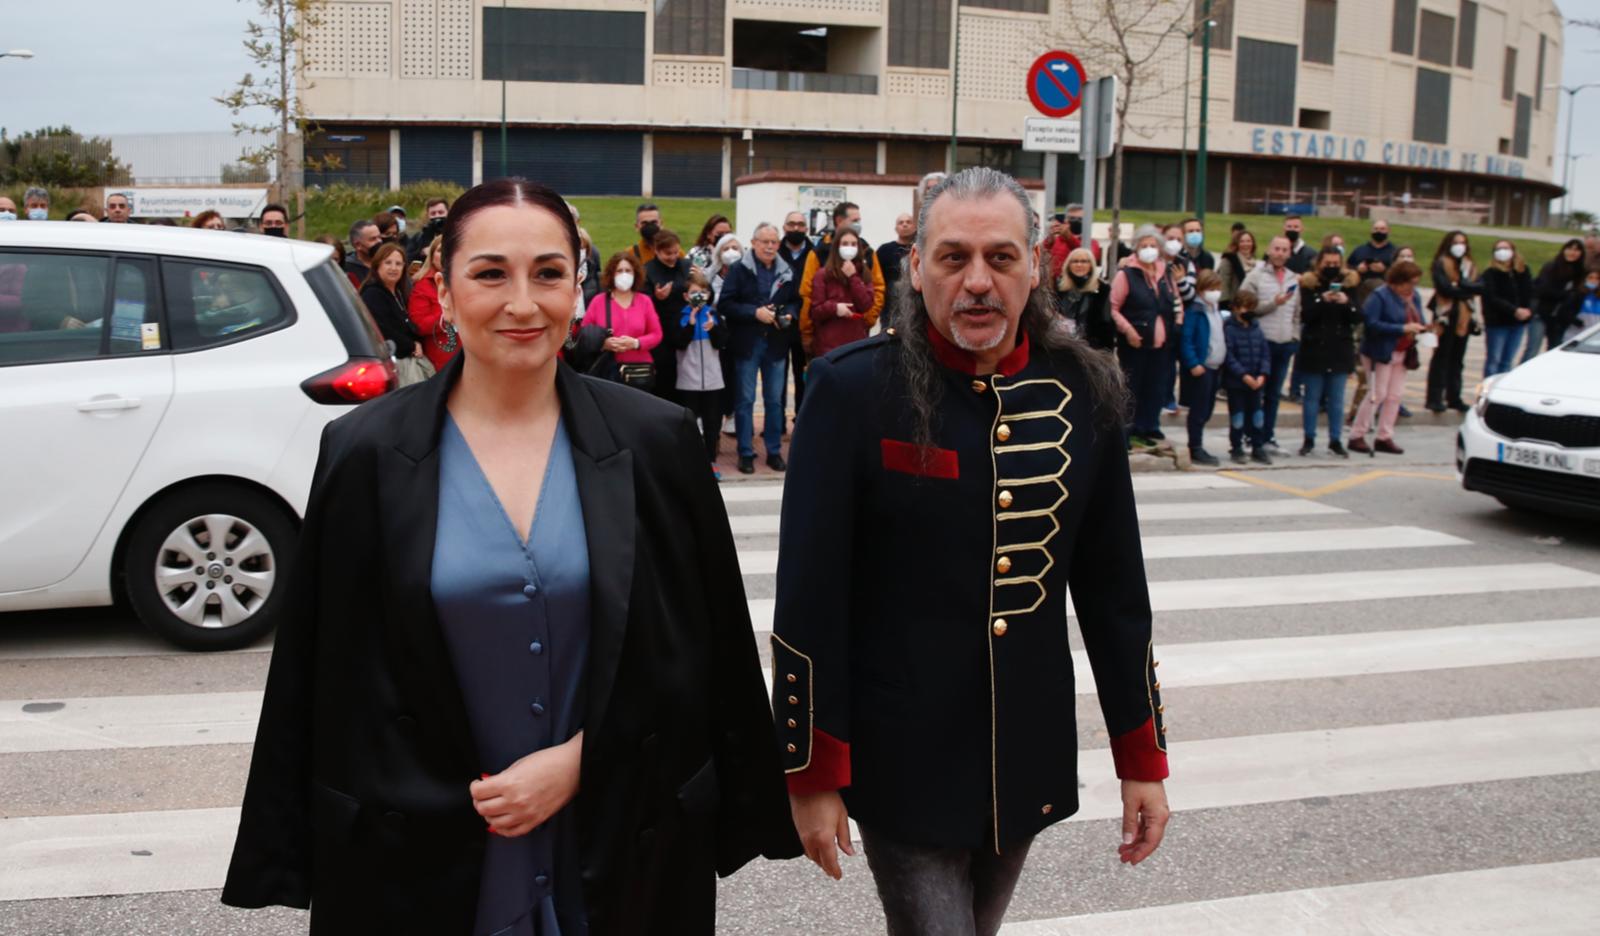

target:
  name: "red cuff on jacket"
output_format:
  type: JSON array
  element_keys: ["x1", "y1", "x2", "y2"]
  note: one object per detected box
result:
[
  {"x1": 1109, "y1": 717, "x2": 1170, "y2": 782},
  {"x1": 785, "y1": 730, "x2": 851, "y2": 796}
]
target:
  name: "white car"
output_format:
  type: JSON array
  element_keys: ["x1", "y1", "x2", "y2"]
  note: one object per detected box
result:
[
  {"x1": 0, "y1": 222, "x2": 396, "y2": 649},
  {"x1": 1458, "y1": 321, "x2": 1600, "y2": 519}
]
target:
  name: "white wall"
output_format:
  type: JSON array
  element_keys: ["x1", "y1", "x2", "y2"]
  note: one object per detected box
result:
[{"x1": 735, "y1": 178, "x2": 1045, "y2": 252}]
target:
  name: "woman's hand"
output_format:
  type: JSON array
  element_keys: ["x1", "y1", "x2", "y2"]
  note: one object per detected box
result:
[
  {"x1": 1190, "y1": 365, "x2": 1206, "y2": 377},
  {"x1": 1403, "y1": 322, "x2": 1424, "y2": 335},
  {"x1": 471, "y1": 732, "x2": 584, "y2": 838},
  {"x1": 1515, "y1": 307, "x2": 1532, "y2": 322},
  {"x1": 790, "y1": 791, "x2": 855, "y2": 880},
  {"x1": 1124, "y1": 328, "x2": 1143, "y2": 349},
  {"x1": 603, "y1": 336, "x2": 637, "y2": 353},
  {"x1": 841, "y1": 260, "x2": 857, "y2": 278},
  {"x1": 836, "y1": 302, "x2": 854, "y2": 318},
  {"x1": 1118, "y1": 780, "x2": 1170, "y2": 866}
]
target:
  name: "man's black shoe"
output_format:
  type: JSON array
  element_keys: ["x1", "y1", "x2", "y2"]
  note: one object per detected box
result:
[
  {"x1": 767, "y1": 454, "x2": 787, "y2": 472},
  {"x1": 1190, "y1": 449, "x2": 1220, "y2": 467},
  {"x1": 738, "y1": 456, "x2": 755, "y2": 474}
]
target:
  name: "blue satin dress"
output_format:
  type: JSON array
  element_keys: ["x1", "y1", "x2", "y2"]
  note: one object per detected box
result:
[{"x1": 433, "y1": 414, "x2": 590, "y2": 936}]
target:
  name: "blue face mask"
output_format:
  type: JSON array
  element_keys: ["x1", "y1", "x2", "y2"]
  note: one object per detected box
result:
[
  {"x1": 1586, "y1": 282, "x2": 1598, "y2": 292},
  {"x1": 1184, "y1": 231, "x2": 1203, "y2": 248},
  {"x1": 0, "y1": 211, "x2": 15, "y2": 222},
  {"x1": 27, "y1": 208, "x2": 47, "y2": 221}
]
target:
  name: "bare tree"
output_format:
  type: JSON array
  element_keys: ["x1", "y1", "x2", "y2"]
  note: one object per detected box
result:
[
  {"x1": 215, "y1": 0, "x2": 331, "y2": 194},
  {"x1": 1053, "y1": 0, "x2": 1227, "y2": 253}
]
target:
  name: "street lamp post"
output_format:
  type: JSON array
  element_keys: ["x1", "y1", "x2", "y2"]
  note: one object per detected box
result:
[
  {"x1": 1551, "y1": 83, "x2": 1599, "y2": 223},
  {"x1": 499, "y1": 0, "x2": 507, "y2": 178},
  {"x1": 1195, "y1": 0, "x2": 1214, "y2": 224},
  {"x1": 1180, "y1": 14, "x2": 1216, "y2": 216},
  {"x1": 949, "y1": 8, "x2": 962, "y2": 173}
]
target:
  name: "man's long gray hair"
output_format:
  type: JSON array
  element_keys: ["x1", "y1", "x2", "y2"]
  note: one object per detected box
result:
[{"x1": 894, "y1": 167, "x2": 1128, "y2": 451}]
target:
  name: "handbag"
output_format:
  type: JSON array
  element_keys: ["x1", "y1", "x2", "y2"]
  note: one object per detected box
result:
[
  {"x1": 1402, "y1": 344, "x2": 1420, "y2": 371},
  {"x1": 566, "y1": 295, "x2": 612, "y2": 372},
  {"x1": 394, "y1": 353, "x2": 437, "y2": 387},
  {"x1": 618, "y1": 362, "x2": 656, "y2": 390}
]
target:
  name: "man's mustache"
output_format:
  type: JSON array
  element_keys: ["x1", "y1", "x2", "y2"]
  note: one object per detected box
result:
[{"x1": 952, "y1": 296, "x2": 1007, "y2": 314}]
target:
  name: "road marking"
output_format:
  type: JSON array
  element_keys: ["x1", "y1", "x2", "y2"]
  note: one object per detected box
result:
[
  {"x1": 6, "y1": 709, "x2": 1595, "y2": 902},
  {"x1": 720, "y1": 474, "x2": 1250, "y2": 505},
  {"x1": 1217, "y1": 468, "x2": 1458, "y2": 500},
  {"x1": 1000, "y1": 858, "x2": 1600, "y2": 935},
  {"x1": 730, "y1": 497, "x2": 1343, "y2": 533},
  {"x1": 1070, "y1": 617, "x2": 1600, "y2": 694},
  {"x1": 0, "y1": 692, "x2": 262, "y2": 754},
  {"x1": 0, "y1": 634, "x2": 271, "y2": 663}
]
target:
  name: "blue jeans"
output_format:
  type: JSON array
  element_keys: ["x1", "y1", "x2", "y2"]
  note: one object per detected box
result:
[
  {"x1": 1262, "y1": 340, "x2": 1299, "y2": 444},
  {"x1": 1520, "y1": 317, "x2": 1546, "y2": 364},
  {"x1": 1184, "y1": 366, "x2": 1220, "y2": 452},
  {"x1": 1484, "y1": 323, "x2": 1527, "y2": 378},
  {"x1": 734, "y1": 339, "x2": 788, "y2": 459},
  {"x1": 1300, "y1": 371, "x2": 1348, "y2": 445},
  {"x1": 1227, "y1": 387, "x2": 1266, "y2": 453}
]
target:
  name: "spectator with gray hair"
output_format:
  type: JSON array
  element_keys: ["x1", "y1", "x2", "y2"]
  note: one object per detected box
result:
[
  {"x1": 23, "y1": 187, "x2": 49, "y2": 221},
  {"x1": 716, "y1": 222, "x2": 798, "y2": 473},
  {"x1": 345, "y1": 218, "x2": 380, "y2": 288}
]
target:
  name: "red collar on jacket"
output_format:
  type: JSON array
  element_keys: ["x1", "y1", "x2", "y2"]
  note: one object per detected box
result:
[{"x1": 925, "y1": 321, "x2": 1031, "y2": 377}]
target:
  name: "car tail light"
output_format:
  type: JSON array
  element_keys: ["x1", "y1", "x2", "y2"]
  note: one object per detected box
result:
[{"x1": 301, "y1": 357, "x2": 396, "y2": 404}]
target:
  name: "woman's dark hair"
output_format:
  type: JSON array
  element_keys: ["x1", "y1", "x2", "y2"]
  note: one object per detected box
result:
[
  {"x1": 1386, "y1": 259, "x2": 1423, "y2": 285},
  {"x1": 695, "y1": 214, "x2": 731, "y2": 249},
  {"x1": 1317, "y1": 246, "x2": 1344, "y2": 266},
  {"x1": 601, "y1": 251, "x2": 639, "y2": 292},
  {"x1": 1548, "y1": 238, "x2": 1588, "y2": 286},
  {"x1": 360, "y1": 242, "x2": 408, "y2": 292},
  {"x1": 824, "y1": 229, "x2": 862, "y2": 283},
  {"x1": 191, "y1": 209, "x2": 223, "y2": 229},
  {"x1": 439, "y1": 178, "x2": 582, "y2": 283},
  {"x1": 1432, "y1": 229, "x2": 1471, "y2": 265},
  {"x1": 315, "y1": 234, "x2": 346, "y2": 267},
  {"x1": 1227, "y1": 229, "x2": 1255, "y2": 256}
]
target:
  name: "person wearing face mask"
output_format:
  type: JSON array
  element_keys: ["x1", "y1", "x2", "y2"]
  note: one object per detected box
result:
[
  {"x1": 1571, "y1": 267, "x2": 1600, "y2": 341},
  {"x1": 1296, "y1": 248, "x2": 1362, "y2": 457},
  {"x1": 799, "y1": 202, "x2": 885, "y2": 358},
  {"x1": 777, "y1": 212, "x2": 816, "y2": 412},
  {"x1": 585, "y1": 253, "x2": 663, "y2": 390},
  {"x1": 645, "y1": 229, "x2": 693, "y2": 400},
  {"x1": 1349, "y1": 220, "x2": 1398, "y2": 310},
  {"x1": 1179, "y1": 270, "x2": 1229, "y2": 466},
  {"x1": 1063, "y1": 203, "x2": 1101, "y2": 262},
  {"x1": 671, "y1": 267, "x2": 729, "y2": 475},
  {"x1": 22, "y1": 187, "x2": 50, "y2": 221},
  {"x1": 1281, "y1": 215, "x2": 1316, "y2": 273},
  {"x1": 690, "y1": 214, "x2": 733, "y2": 272},
  {"x1": 1222, "y1": 289, "x2": 1273, "y2": 465},
  {"x1": 1532, "y1": 239, "x2": 1587, "y2": 358},
  {"x1": 1350, "y1": 261, "x2": 1429, "y2": 455},
  {"x1": 629, "y1": 202, "x2": 663, "y2": 267},
  {"x1": 1056, "y1": 247, "x2": 1113, "y2": 350},
  {"x1": 708, "y1": 232, "x2": 745, "y2": 434},
  {"x1": 1240, "y1": 236, "x2": 1302, "y2": 452},
  {"x1": 0, "y1": 196, "x2": 18, "y2": 222},
  {"x1": 385, "y1": 204, "x2": 408, "y2": 240},
  {"x1": 719, "y1": 223, "x2": 799, "y2": 474},
  {"x1": 1180, "y1": 218, "x2": 1214, "y2": 271},
  {"x1": 1425, "y1": 231, "x2": 1481, "y2": 413},
  {"x1": 1478, "y1": 239, "x2": 1534, "y2": 378},
  {"x1": 1110, "y1": 226, "x2": 1179, "y2": 445},
  {"x1": 877, "y1": 212, "x2": 915, "y2": 330},
  {"x1": 1160, "y1": 223, "x2": 1198, "y2": 414},
  {"x1": 808, "y1": 228, "x2": 875, "y2": 358},
  {"x1": 372, "y1": 210, "x2": 403, "y2": 248},
  {"x1": 258, "y1": 204, "x2": 290, "y2": 237}
]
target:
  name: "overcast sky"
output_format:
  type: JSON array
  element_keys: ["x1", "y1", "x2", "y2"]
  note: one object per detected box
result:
[{"x1": 3, "y1": 0, "x2": 1598, "y2": 213}]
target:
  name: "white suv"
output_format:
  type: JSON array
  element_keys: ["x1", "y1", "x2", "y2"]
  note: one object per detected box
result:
[{"x1": 0, "y1": 222, "x2": 395, "y2": 649}]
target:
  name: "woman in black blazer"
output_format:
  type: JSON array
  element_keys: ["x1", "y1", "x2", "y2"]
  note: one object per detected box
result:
[
  {"x1": 360, "y1": 241, "x2": 423, "y2": 360},
  {"x1": 223, "y1": 179, "x2": 799, "y2": 935}
]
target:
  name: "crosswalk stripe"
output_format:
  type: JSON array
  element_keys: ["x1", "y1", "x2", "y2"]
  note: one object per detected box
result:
[
  {"x1": 728, "y1": 496, "x2": 1344, "y2": 534},
  {"x1": 5, "y1": 708, "x2": 1593, "y2": 902},
  {"x1": 719, "y1": 473, "x2": 1250, "y2": 504},
  {"x1": 0, "y1": 635, "x2": 271, "y2": 663},
  {"x1": 736, "y1": 525, "x2": 1468, "y2": 575},
  {"x1": 0, "y1": 691, "x2": 262, "y2": 755},
  {"x1": 1069, "y1": 617, "x2": 1600, "y2": 694},
  {"x1": 999, "y1": 858, "x2": 1600, "y2": 935}
]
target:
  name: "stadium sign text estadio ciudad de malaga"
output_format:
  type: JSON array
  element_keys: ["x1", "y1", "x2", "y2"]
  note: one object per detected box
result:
[{"x1": 1248, "y1": 126, "x2": 1526, "y2": 179}]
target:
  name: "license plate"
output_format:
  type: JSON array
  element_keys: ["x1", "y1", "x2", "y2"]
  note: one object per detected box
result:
[
  {"x1": 1499, "y1": 442, "x2": 1580, "y2": 475},
  {"x1": 1587, "y1": 458, "x2": 1600, "y2": 477}
]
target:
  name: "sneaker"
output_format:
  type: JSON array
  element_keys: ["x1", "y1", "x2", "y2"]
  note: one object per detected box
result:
[
  {"x1": 1328, "y1": 440, "x2": 1349, "y2": 458},
  {"x1": 1163, "y1": 403, "x2": 1178, "y2": 414},
  {"x1": 767, "y1": 453, "x2": 788, "y2": 472},
  {"x1": 1250, "y1": 448, "x2": 1274, "y2": 465},
  {"x1": 1375, "y1": 438, "x2": 1405, "y2": 455},
  {"x1": 711, "y1": 464, "x2": 723, "y2": 481},
  {"x1": 1398, "y1": 405, "x2": 1413, "y2": 418},
  {"x1": 1425, "y1": 403, "x2": 1447, "y2": 414},
  {"x1": 1449, "y1": 401, "x2": 1471, "y2": 413},
  {"x1": 1298, "y1": 439, "x2": 1315, "y2": 457},
  {"x1": 1347, "y1": 437, "x2": 1372, "y2": 454},
  {"x1": 1230, "y1": 449, "x2": 1248, "y2": 465},
  {"x1": 1129, "y1": 435, "x2": 1157, "y2": 449},
  {"x1": 737, "y1": 456, "x2": 755, "y2": 474},
  {"x1": 1147, "y1": 429, "x2": 1167, "y2": 441},
  {"x1": 722, "y1": 416, "x2": 736, "y2": 435},
  {"x1": 1265, "y1": 439, "x2": 1283, "y2": 454},
  {"x1": 1190, "y1": 448, "x2": 1220, "y2": 467}
]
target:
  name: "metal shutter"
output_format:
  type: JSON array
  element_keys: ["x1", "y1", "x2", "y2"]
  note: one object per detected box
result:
[
  {"x1": 400, "y1": 128, "x2": 473, "y2": 187},
  {"x1": 486, "y1": 130, "x2": 642, "y2": 196},
  {"x1": 653, "y1": 135, "x2": 722, "y2": 198}
]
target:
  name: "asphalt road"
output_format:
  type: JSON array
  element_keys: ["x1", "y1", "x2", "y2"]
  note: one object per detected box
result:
[{"x1": 3, "y1": 421, "x2": 1599, "y2": 935}]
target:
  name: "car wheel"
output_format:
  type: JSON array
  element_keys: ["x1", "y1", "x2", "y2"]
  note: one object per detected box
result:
[{"x1": 123, "y1": 483, "x2": 297, "y2": 651}]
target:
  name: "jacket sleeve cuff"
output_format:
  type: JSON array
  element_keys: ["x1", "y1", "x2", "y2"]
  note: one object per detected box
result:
[
  {"x1": 785, "y1": 730, "x2": 851, "y2": 796},
  {"x1": 1109, "y1": 717, "x2": 1170, "y2": 782}
]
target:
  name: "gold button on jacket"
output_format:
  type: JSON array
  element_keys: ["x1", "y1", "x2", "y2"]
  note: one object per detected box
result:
[
  {"x1": 996, "y1": 556, "x2": 1012, "y2": 574},
  {"x1": 996, "y1": 424, "x2": 1012, "y2": 442},
  {"x1": 997, "y1": 490, "x2": 1014, "y2": 508},
  {"x1": 992, "y1": 618, "x2": 1009, "y2": 636}
]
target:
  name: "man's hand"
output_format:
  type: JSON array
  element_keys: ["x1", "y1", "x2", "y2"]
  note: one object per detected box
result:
[
  {"x1": 1515, "y1": 307, "x2": 1532, "y2": 322},
  {"x1": 790, "y1": 791, "x2": 855, "y2": 880},
  {"x1": 472, "y1": 733, "x2": 583, "y2": 838},
  {"x1": 653, "y1": 281, "x2": 672, "y2": 301},
  {"x1": 1274, "y1": 291, "x2": 1291, "y2": 306},
  {"x1": 1118, "y1": 780, "x2": 1170, "y2": 865},
  {"x1": 1190, "y1": 365, "x2": 1205, "y2": 377},
  {"x1": 756, "y1": 306, "x2": 777, "y2": 326}
]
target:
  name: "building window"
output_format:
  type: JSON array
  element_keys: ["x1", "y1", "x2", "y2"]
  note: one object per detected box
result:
[
  {"x1": 960, "y1": 0, "x2": 1048, "y2": 13},
  {"x1": 1513, "y1": 94, "x2": 1532, "y2": 158},
  {"x1": 1536, "y1": 34, "x2": 1546, "y2": 110},
  {"x1": 1457, "y1": 1, "x2": 1477, "y2": 70},
  {"x1": 1414, "y1": 68, "x2": 1451, "y2": 144},
  {"x1": 1498, "y1": 137, "x2": 1510, "y2": 155},
  {"x1": 1234, "y1": 38, "x2": 1297, "y2": 127},
  {"x1": 1303, "y1": 0, "x2": 1336, "y2": 65},
  {"x1": 482, "y1": 8, "x2": 645, "y2": 85},
  {"x1": 1300, "y1": 108, "x2": 1331, "y2": 130},
  {"x1": 1193, "y1": 0, "x2": 1233, "y2": 51},
  {"x1": 1392, "y1": 0, "x2": 1417, "y2": 55},
  {"x1": 732, "y1": 21, "x2": 880, "y2": 95},
  {"x1": 889, "y1": 0, "x2": 951, "y2": 70},
  {"x1": 1502, "y1": 46, "x2": 1517, "y2": 101},
  {"x1": 655, "y1": 0, "x2": 725, "y2": 58},
  {"x1": 1417, "y1": 10, "x2": 1454, "y2": 67}
]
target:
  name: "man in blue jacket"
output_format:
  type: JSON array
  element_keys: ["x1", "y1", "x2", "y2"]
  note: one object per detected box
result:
[{"x1": 718, "y1": 222, "x2": 798, "y2": 474}]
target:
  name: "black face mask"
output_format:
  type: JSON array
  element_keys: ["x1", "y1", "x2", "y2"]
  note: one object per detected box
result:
[
  {"x1": 1371, "y1": 231, "x2": 1388, "y2": 244},
  {"x1": 262, "y1": 227, "x2": 286, "y2": 238},
  {"x1": 1067, "y1": 218, "x2": 1083, "y2": 236},
  {"x1": 1286, "y1": 231, "x2": 1300, "y2": 244},
  {"x1": 1321, "y1": 267, "x2": 1341, "y2": 281},
  {"x1": 1068, "y1": 271, "x2": 1089, "y2": 287},
  {"x1": 784, "y1": 230, "x2": 808, "y2": 247},
  {"x1": 639, "y1": 221, "x2": 660, "y2": 241}
]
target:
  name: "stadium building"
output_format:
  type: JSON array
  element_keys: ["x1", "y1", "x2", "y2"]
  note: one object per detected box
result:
[{"x1": 299, "y1": 0, "x2": 1565, "y2": 225}]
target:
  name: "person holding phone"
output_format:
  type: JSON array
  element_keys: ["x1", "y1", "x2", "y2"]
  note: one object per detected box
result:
[
  {"x1": 718, "y1": 223, "x2": 799, "y2": 474},
  {"x1": 808, "y1": 228, "x2": 875, "y2": 358},
  {"x1": 1240, "y1": 235, "x2": 1302, "y2": 453},
  {"x1": 1350, "y1": 261, "x2": 1429, "y2": 455}
]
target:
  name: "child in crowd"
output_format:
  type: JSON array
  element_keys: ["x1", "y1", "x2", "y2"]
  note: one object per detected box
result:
[
  {"x1": 1567, "y1": 266, "x2": 1600, "y2": 342},
  {"x1": 1223, "y1": 288, "x2": 1273, "y2": 466},
  {"x1": 1180, "y1": 269, "x2": 1228, "y2": 466},
  {"x1": 672, "y1": 267, "x2": 728, "y2": 478}
]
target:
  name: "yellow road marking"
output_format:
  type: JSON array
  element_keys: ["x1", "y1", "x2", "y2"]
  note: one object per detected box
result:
[{"x1": 1216, "y1": 469, "x2": 1456, "y2": 500}]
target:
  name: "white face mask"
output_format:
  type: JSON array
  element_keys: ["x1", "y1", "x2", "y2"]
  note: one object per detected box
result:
[
  {"x1": 1203, "y1": 290, "x2": 1222, "y2": 305},
  {"x1": 1450, "y1": 243, "x2": 1467, "y2": 259},
  {"x1": 614, "y1": 272, "x2": 635, "y2": 292},
  {"x1": 27, "y1": 208, "x2": 47, "y2": 221},
  {"x1": 721, "y1": 248, "x2": 742, "y2": 266},
  {"x1": 1493, "y1": 248, "x2": 1513, "y2": 264},
  {"x1": 394, "y1": 217, "x2": 406, "y2": 234},
  {"x1": 838, "y1": 245, "x2": 859, "y2": 261},
  {"x1": 0, "y1": 211, "x2": 14, "y2": 222},
  {"x1": 1137, "y1": 246, "x2": 1160, "y2": 265},
  {"x1": 1163, "y1": 239, "x2": 1183, "y2": 256}
]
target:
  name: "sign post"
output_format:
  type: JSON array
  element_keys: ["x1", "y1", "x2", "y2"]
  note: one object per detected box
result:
[
  {"x1": 1079, "y1": 76, "x2": 1118, "y2": 278},
  {"x1": 1024, "y1": 51, "x2": 1087, "y2": 223}
]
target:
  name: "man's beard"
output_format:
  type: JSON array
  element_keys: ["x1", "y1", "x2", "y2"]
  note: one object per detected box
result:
[{"x1": 948, "y1": 297, "x2": 1010, "y2": 352}]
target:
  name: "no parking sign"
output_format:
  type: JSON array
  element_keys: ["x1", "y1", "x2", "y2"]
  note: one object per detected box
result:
[{"x1": 1026, "y1": 51, "x2": 1087, "y2": 119}]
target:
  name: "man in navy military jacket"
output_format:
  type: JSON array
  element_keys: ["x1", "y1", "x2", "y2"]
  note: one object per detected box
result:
[{"x1": 772, "y1": 167, "x2": 1171, "y2": 935}]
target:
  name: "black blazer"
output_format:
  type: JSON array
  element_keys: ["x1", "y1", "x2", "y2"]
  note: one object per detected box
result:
[{"x1": 222, "y1": 357, "x2": 800, "y2": 934}]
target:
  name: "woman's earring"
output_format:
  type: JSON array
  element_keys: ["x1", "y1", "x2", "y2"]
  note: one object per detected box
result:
[{"x1": 437, "y1": 318, "x2": 460, "y2": 353}]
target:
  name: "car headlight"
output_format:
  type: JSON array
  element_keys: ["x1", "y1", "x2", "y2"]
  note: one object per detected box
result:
[{"x1": 1473, "y1": 376, "x2": 1500, "y2": 417}]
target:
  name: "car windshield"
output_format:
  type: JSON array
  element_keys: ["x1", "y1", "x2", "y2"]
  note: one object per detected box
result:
[{"x1": 1567, "y1": 326, "x2": 1600, "y2": 355}]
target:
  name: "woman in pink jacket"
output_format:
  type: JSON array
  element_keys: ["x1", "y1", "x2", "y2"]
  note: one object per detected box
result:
[
  {"x1": 807, "y1": 229, "x2": 875, "y2": 358},
  {"x1": 584, "y1": 252, "x2": 663, "y2": 387}
]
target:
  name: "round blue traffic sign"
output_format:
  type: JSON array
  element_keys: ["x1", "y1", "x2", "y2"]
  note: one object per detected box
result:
[{"x1": 1027, "y1": 51, "x2": 1086, "y2": 119}]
